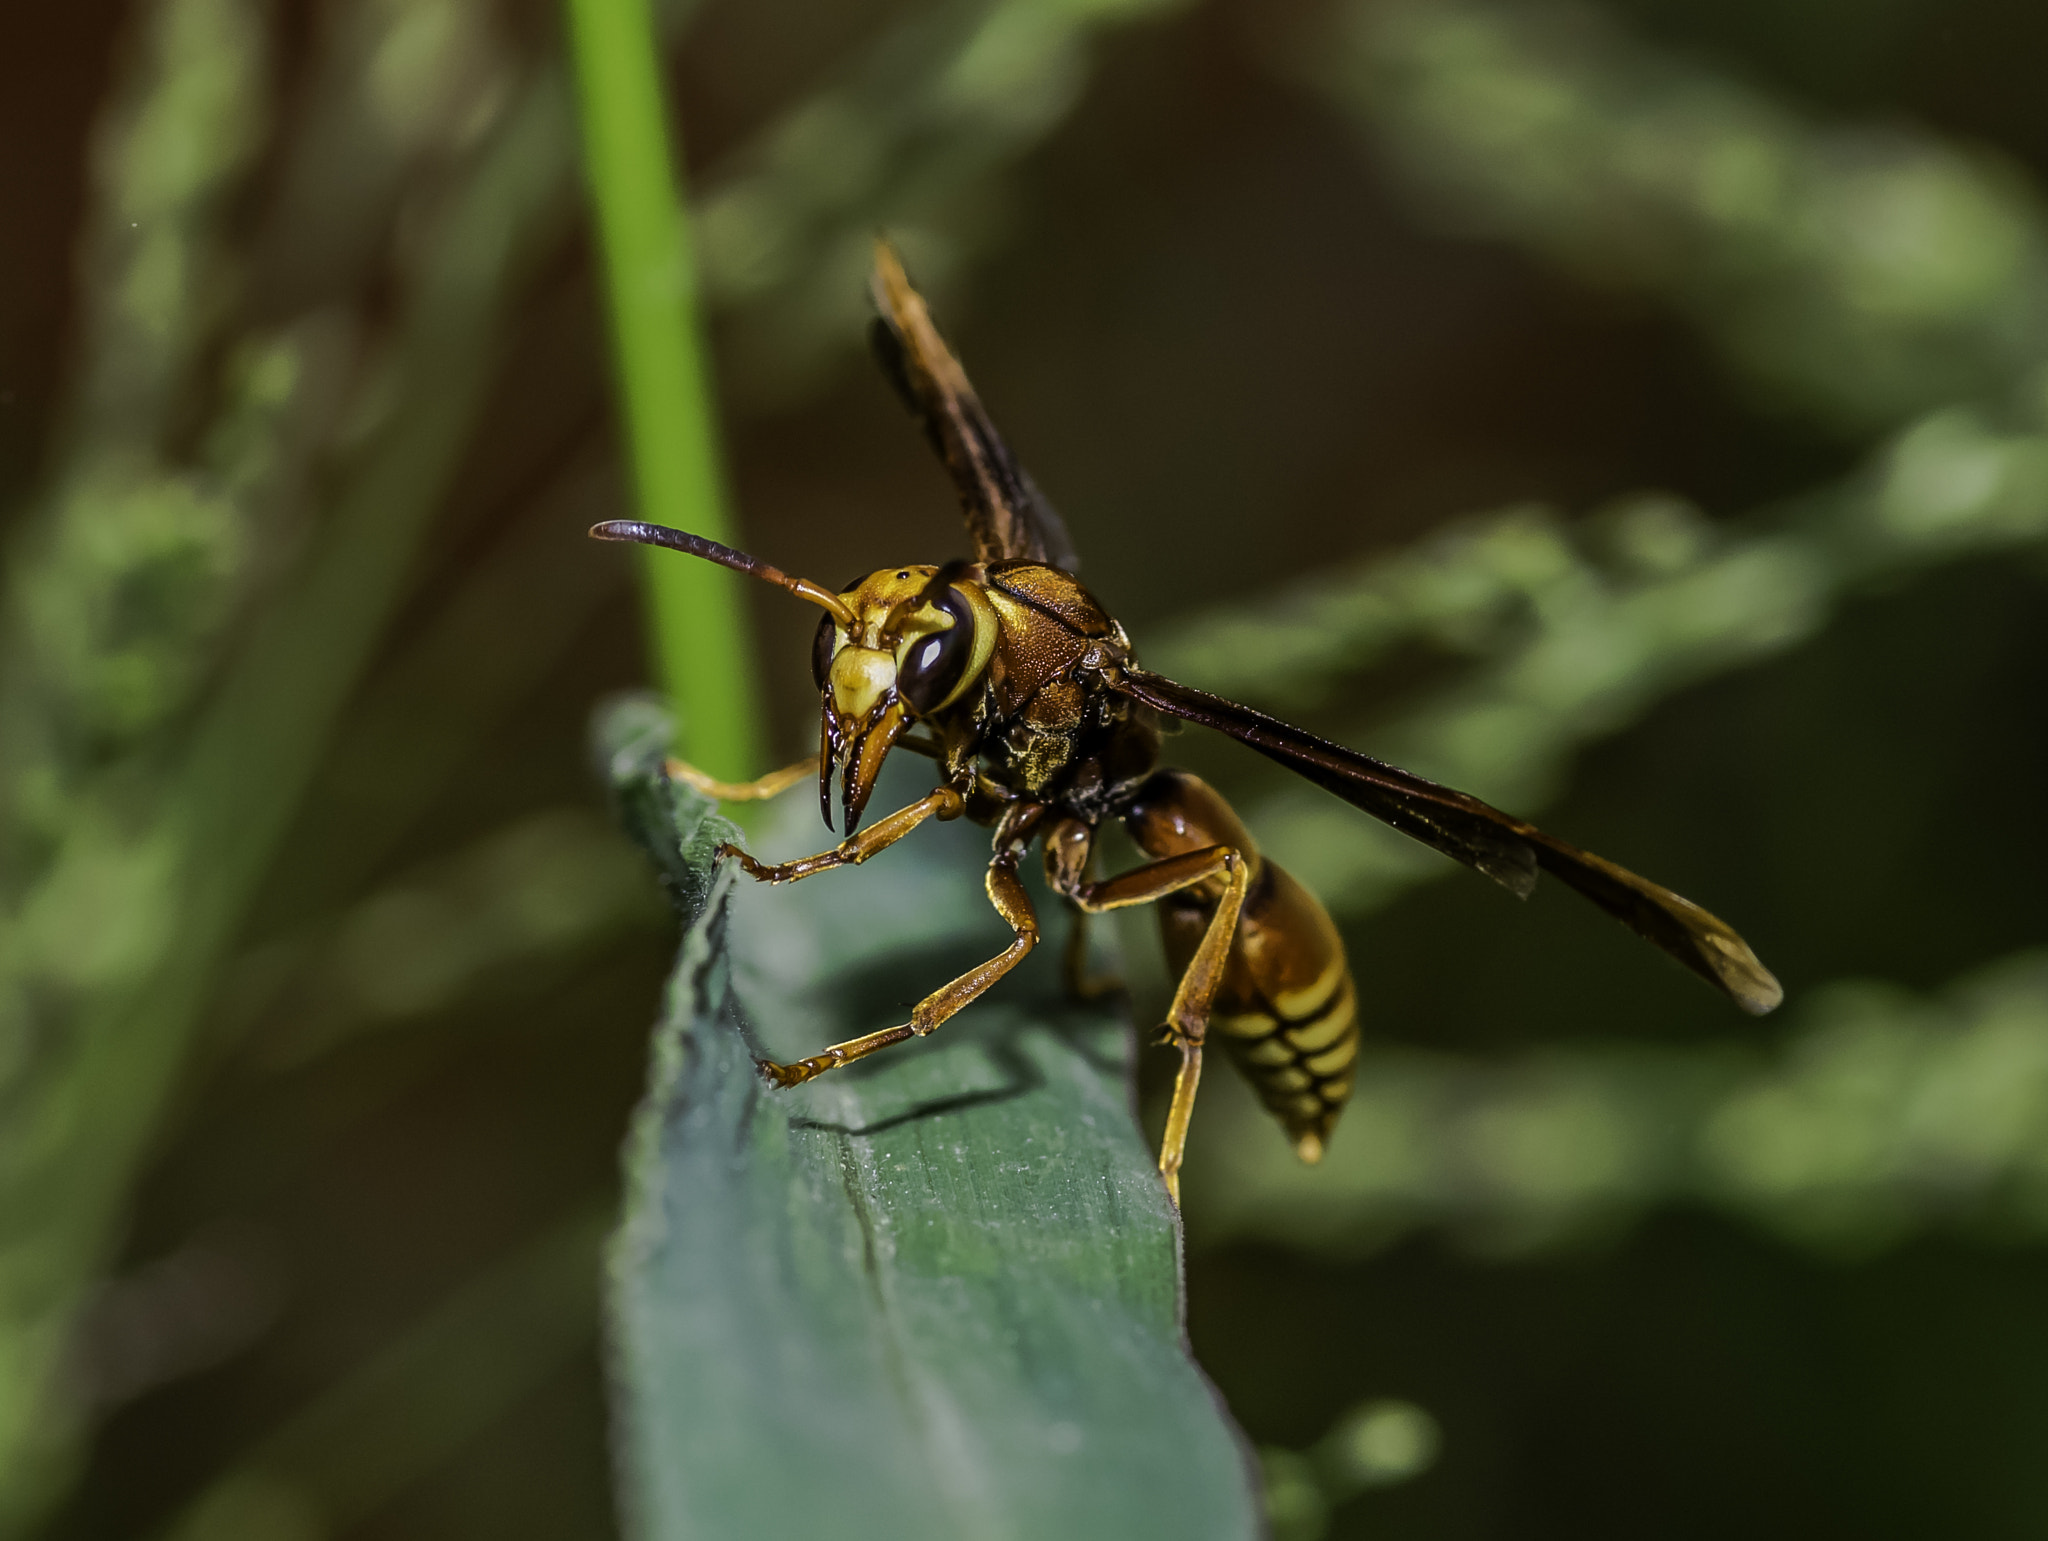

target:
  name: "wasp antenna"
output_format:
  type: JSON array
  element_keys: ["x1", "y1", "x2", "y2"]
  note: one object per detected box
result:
[{"x1": 591, "y1": 520, "x2": 857, "y2": 626}]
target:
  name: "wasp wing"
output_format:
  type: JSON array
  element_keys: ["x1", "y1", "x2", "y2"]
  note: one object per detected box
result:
[
  {"x1": 1110, "y1": 668, "x2": 1782, "y2": 1016},
  {"x1": 869, "y1": 240, "x2": 1079, "y2": 570}
]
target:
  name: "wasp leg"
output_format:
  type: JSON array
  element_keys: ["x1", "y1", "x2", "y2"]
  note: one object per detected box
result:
[
  {"x1": 758, "y1": 849, "x2": 1039, "y2": 1088},
  {"x1": 1061, "y1": 910, "x2": 1126, "y2": 1001},
  {"x1": 666, "y1": 756, "x2": 818, "y2": 801},
  {"x1": 1050, "y1": 839, "x2": 1250, "y2": 1207},
  {"x1": 721, "y1": 785, "x2": 966, "y2": 884},
  {"x1": 1043, "y1": 818, "x2": 1121, "y2": 1000}
]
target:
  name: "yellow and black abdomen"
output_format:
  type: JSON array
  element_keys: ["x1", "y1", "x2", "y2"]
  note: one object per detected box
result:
[{"x1": 1123, "y1": 770, "x2": 1358, "y2": 1163}]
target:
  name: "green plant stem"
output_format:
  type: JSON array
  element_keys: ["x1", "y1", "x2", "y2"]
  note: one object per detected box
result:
[{"x1": 566, "y1": 0, "x2": 762, "y2": 780}]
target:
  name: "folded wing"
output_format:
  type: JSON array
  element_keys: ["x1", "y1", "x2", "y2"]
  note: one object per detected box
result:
[
  {"x1": 869, "y1": 240, "x2": 1079, "y2": 570},
  {"x1": 1109, "y1": 667, "x2": 1782, "y2": 1015}
]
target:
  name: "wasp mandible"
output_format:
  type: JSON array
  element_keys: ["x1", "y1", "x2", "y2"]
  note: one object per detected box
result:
[{"x1": 594, "y1": 243, "x2": 1781, "y2": 1205}]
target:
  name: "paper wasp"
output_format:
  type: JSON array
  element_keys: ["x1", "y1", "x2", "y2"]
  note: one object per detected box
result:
[{"x1": 593, "y1": 243, "x2": 1781, "y2": 1205}]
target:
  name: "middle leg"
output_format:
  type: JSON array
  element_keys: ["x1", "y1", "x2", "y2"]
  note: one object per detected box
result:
[
  {"x1": 1045, "y1": 820, "x2": 1124, "y2": 1001},
  {"x1": 758, "y1": 848, "x2": 1040, "y2": 1088}
]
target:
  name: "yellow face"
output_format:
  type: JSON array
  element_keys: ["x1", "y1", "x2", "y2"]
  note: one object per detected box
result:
[{"x1": 811, "y1": 565, "x2": 998, "y2": 831}]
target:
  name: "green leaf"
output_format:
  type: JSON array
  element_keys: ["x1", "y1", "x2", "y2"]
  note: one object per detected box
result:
[{"x1": 598, "y1": 699, "x2": 1262, "y2": 1539}]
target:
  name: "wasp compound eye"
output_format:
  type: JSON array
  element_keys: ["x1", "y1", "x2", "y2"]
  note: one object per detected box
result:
[
  {"x1": 897, "y1": 586, "x2": 976, "y2": 716},
  {"x1": 811, "y1": 613, "x2": 837, "y2": 691}
]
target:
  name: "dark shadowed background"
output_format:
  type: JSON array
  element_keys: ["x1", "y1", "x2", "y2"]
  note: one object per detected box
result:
[{"x1": 6, "y1": 0, "x2": 2048, "y2": 1536}]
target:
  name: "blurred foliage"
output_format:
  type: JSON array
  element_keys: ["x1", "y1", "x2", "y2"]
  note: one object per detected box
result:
[
  {"x1": 1192, "y1": 948, "x2": 2048, "y2": 1260},
  {"x1": 1262, "y1": 1397, "x2": 1442, "y2": 1541},
  {"x1": 692, "y1": 0, "x2": 1191, "y2": 402},
  {"x1": 1153, "y1": 397, "x2": 2048, "y2": 910},
  {"x1": 0, "y1": 0, "x2": 277, "y2": 1519},
  {"x1": 1315, "y1": 0, "x2": 2048, "y2": 434},
  {"x1": 3, "y1": 0, "x2": 2048, "y2": 1535},
  {"x1": 1, "y1": 0, "x2": 575, "y2": 1520},
  {"x1": 156, "y1": 1206, "x2": 610, "y2": 1541}
]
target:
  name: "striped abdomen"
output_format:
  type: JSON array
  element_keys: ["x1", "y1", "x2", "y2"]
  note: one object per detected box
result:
[{"x1": 1123, "y1": 770, "x2": 1359, "y2": 1162}]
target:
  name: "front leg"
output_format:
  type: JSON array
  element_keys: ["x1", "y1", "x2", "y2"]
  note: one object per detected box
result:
[
  {"x1": 721, "y1": 784, "x2": 966, "y2": 885},
  {"x1": 666, "y1": 755, "x2": 817, "y2": 801}
]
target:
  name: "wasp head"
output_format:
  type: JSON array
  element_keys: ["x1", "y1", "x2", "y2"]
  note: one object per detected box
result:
[
  {"x1": 584, "y1": 522, "x2": 999, "y2": 836},
  {"x1": 811, "y1": 563, "x2": 998, "y2": 832}
]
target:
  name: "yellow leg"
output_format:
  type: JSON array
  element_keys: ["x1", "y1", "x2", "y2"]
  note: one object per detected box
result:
[
  {"x1": 666, "y1": 755, "x2": 817, "y2": 802},
  {"x1": 1158, "y1": 1041, "x2": 1203, "y2": 1208},
  {"x1": 1044, "y1": 817, "x2": 1120, "y2": 1001},
  {"x1": 720, "y1": 785, "x2": 965, "y2": 885},
  {"x1": 759, "y1": 849, "x2": 1039, "y2": 1088},
  {"x1": 1055, "y1": 843, "x2": 1250, "y2": 1206}
]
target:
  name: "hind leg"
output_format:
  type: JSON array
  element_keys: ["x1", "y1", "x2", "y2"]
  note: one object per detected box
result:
[{"x1": 1046, "y1": 818, "x2": 1248, "y2": 1205}]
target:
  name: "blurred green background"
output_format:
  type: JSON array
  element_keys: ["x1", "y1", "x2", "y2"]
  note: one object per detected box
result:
[{"x1": 6, "y1": 0, "x2": 2048, "y2": 1535}]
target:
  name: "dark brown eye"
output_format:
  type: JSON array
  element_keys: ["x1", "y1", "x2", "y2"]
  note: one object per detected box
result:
[
  {"x1": 811, "y1": 613, "x2": 836, "y2": 690},
  {"x1": 898, "y1": 587, "x2": 976, "y2": 716}
]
